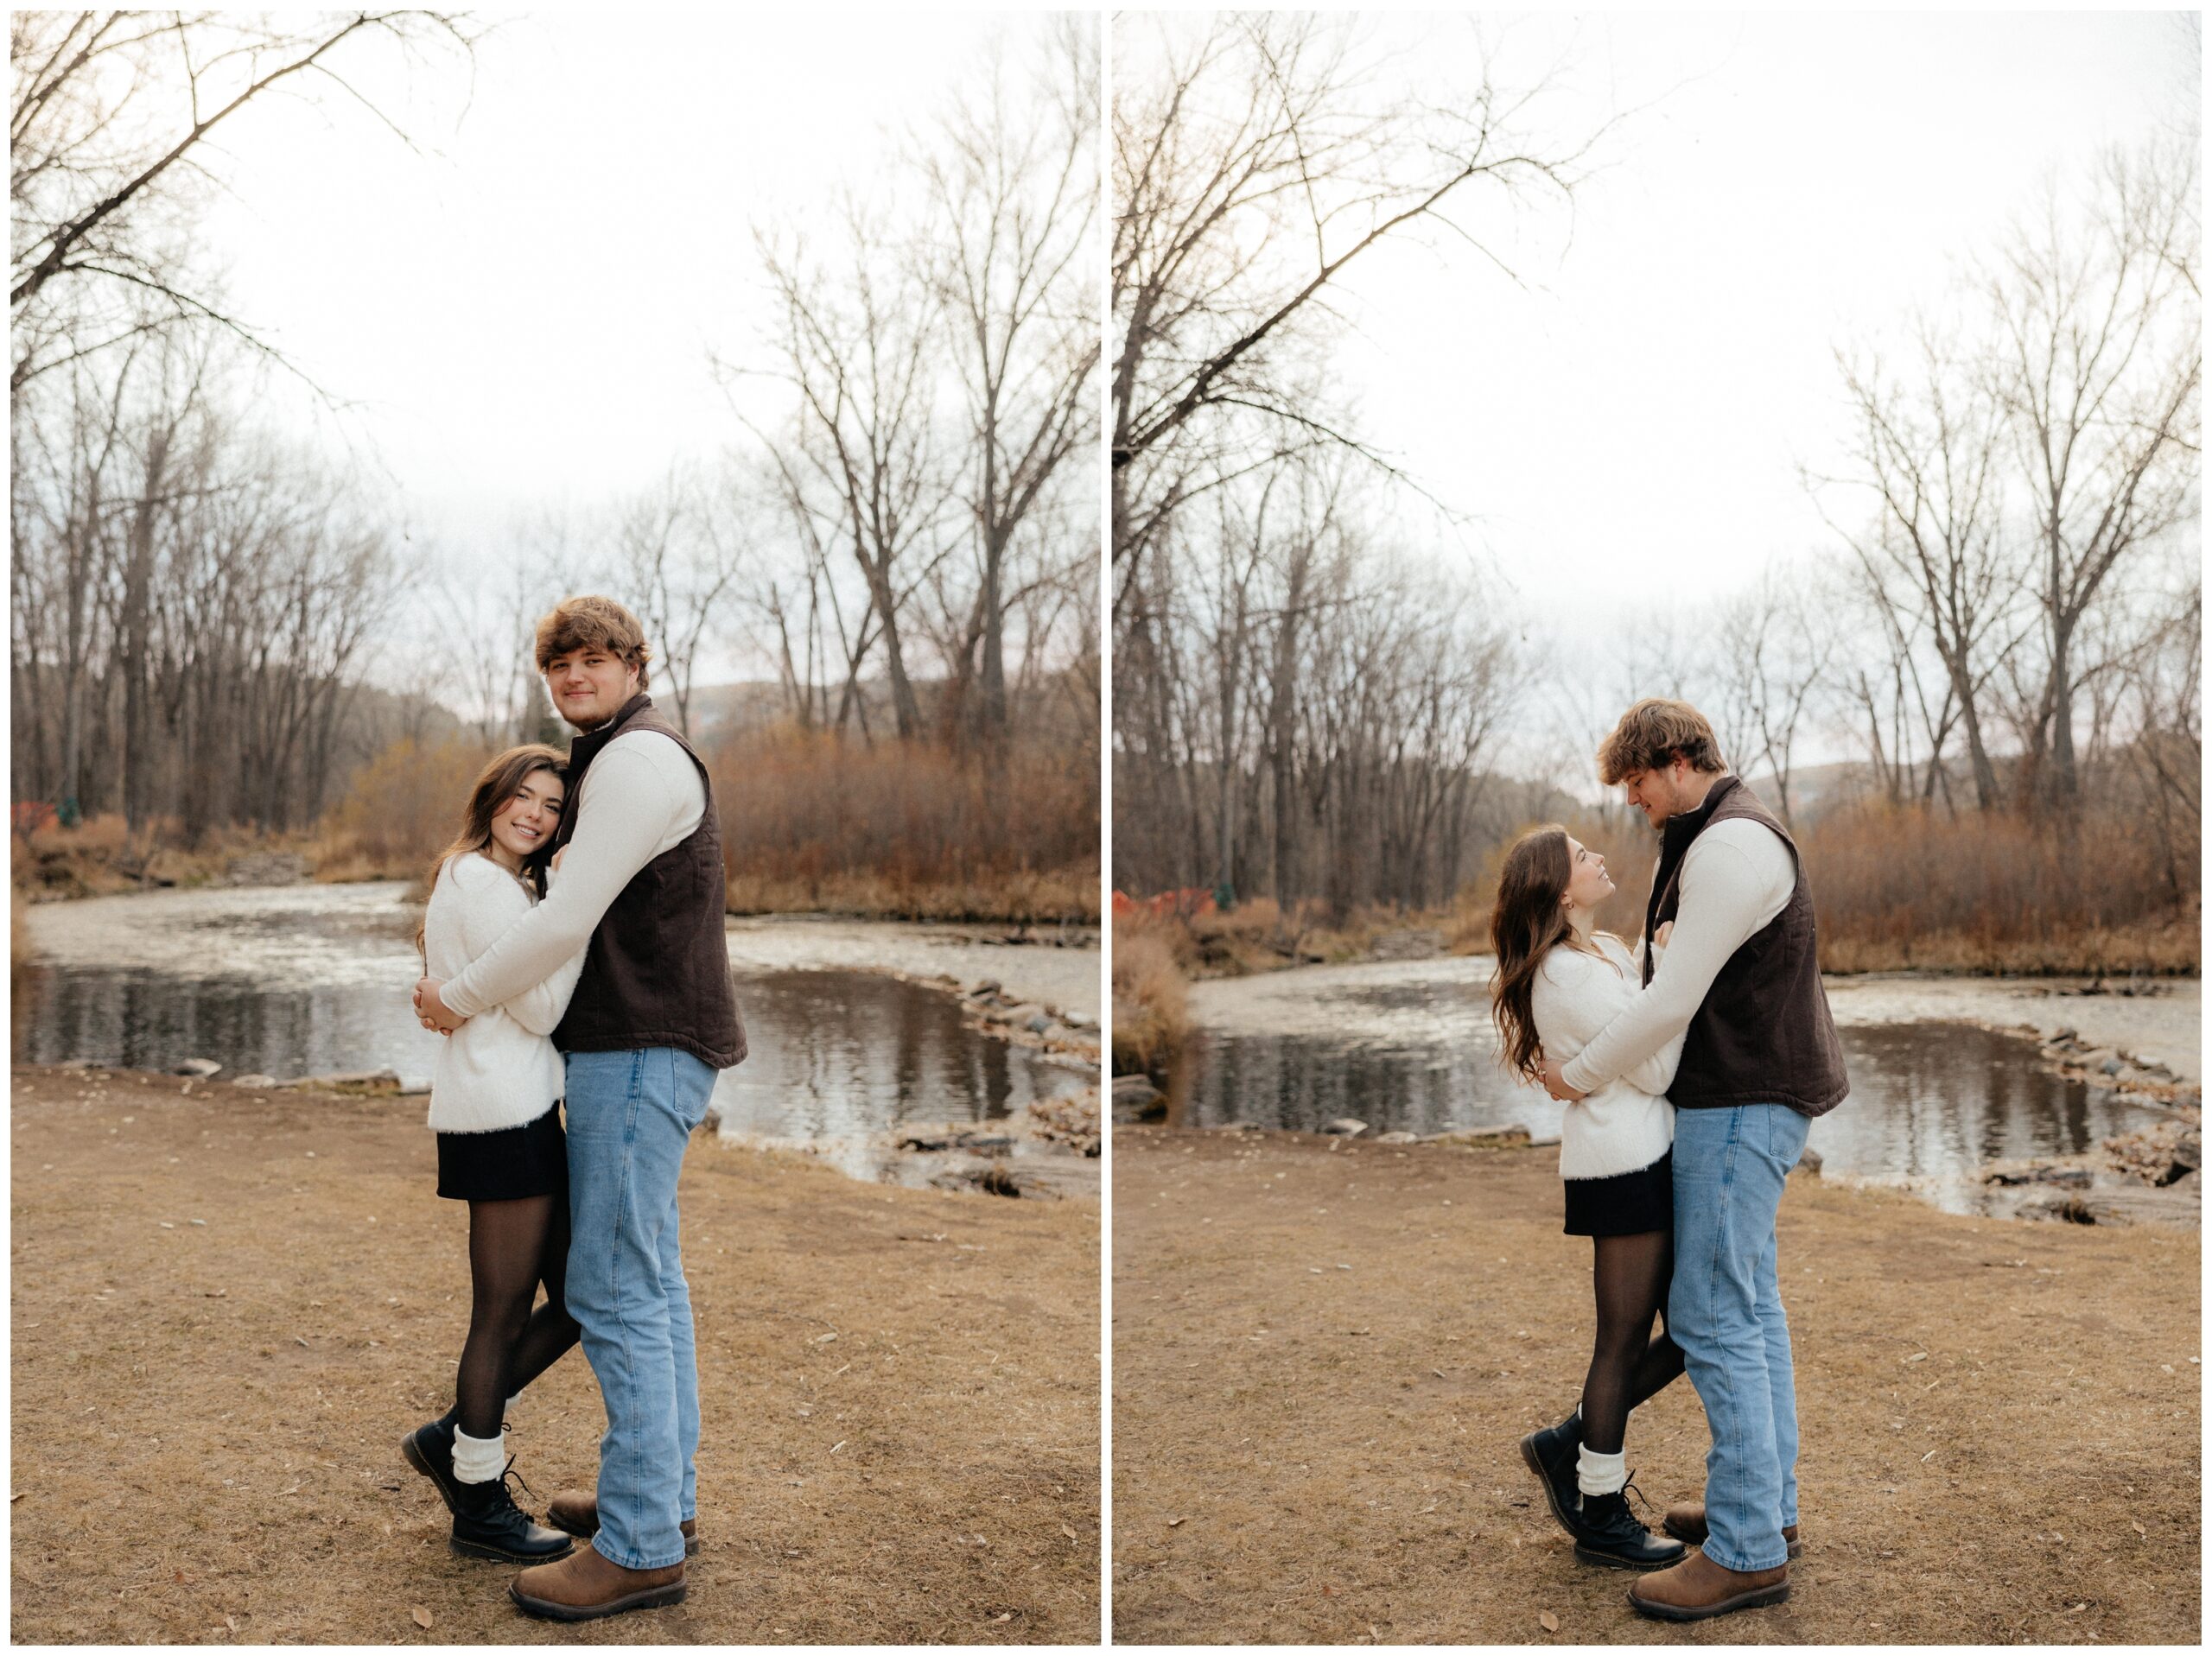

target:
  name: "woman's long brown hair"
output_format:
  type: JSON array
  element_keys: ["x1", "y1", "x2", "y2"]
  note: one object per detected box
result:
[
  {"x1": 413, "y1": 744, "x2": 568, "y2": 960},
  {"x1": 1487, "y1": 824, "x2": 1613, "y2": 1083}
]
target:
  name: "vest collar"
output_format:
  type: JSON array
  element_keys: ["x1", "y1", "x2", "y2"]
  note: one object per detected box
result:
[
  {"x1": 1660, "y1": 771, "x2": 1741, "y2": 860},
  {"x1": 566, "y1": 691, "x2": 655, "y2": 774}
]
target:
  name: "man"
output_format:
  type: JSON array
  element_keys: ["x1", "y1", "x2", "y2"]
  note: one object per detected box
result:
[
  {"x1": 416, "y1": 595, "x2": 746, "y2": 1621},
  {"x1": 1539, "y1": 697, "x2": 1847, "y2": 1623}
]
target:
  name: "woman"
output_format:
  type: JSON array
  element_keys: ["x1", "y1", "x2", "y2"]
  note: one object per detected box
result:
[
  {"x1": 1489, "y1": 825, "x2": 1688, "y2": 1570},
  {"x1": 398, "y1": 746, "x2": 588, "y2": 1564}
]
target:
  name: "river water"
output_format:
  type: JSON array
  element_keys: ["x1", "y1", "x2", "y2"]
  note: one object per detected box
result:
[
  {"x1": 15, "y1": 884, "x2": 1092, "y2": 1164},
  {"x1": 1173, "y1": 955, "x2": 2190, "y2": 1215}
]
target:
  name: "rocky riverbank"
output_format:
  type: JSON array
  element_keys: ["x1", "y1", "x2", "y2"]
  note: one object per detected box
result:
[{"x1": 1115, "y1": 965, "x2": 2202, "y2": 1228}]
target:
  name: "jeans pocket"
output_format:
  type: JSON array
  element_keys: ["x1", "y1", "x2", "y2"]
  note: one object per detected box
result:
[{"x1": 1763, "y1": 1105, "x2": 1809, "y2": 1172}]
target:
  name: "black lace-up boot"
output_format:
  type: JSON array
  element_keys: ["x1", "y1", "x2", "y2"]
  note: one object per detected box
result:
[
  {"x1": 1517, "y1": 1411, "x2": 1583, "y2": 1540},
  {"x1": 400, "y1": 1416, "x2": 464, "y2": 1516},
  {"x1": 449, "y1": 1464, "x2": 575, "y2": 1564},
  {"x1": 1572, "y1": 1479, "x2": 1687, "y2": 1570}
]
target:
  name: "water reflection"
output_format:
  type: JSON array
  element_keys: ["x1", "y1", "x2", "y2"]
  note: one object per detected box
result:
[
  {"x1": 702, "y1": 968, "x2": 1084, "y2": 1141},
  {"x1": 1173, "y1": 1017, "x2": 2171, "y2": 1197},
  {"x1": 16, "y1": 955, "x2": 1084, "y2": 1150}
]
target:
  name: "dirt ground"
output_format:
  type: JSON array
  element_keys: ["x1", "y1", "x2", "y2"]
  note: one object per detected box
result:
[
  {"x1": 1112, "y1": 1126, "x2": 2200, "y2": 1646},
  {"x1": 10, "y1": 1067, "x2": 1099, "y2": 1646}
]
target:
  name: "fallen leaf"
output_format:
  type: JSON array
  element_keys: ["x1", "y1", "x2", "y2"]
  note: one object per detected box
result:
[
  {"x1": 411, "y1": 1605, "x2": 432, "y2": 1630},
  {"x1": 2133, "y1": 1521, "x2": 2146, "y2": 1537},
  {"x1": 1540, "y1": 1610, "x2": 1560, "y2": 1633},
  {"x1": 1061, "y1": 1525, "x2": 1078, "y2": 1542},
  {"x1": 224, "y1": 1615, "x2": 238, "y2": 1633},
  {"x1": 1166, "y1": 1515, "x2": 1185, "y2": 1527},
  {"x1": 990, "y1": 1612, "x2": 1012, "y2": 1623},
  {"x1": 1904, "y1": 1352, "x2": 1929, "y2": 1364}
]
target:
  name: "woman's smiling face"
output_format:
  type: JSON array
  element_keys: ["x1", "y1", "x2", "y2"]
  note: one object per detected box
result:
[
  {"x1": 487, "y1": 767, "x2": 565, "y2": 868},
  {"x1": 1563, "y1": 834, "x2": 1615, "y2": 912}
]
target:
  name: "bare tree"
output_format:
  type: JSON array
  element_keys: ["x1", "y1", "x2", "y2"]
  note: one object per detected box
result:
[
  {"x1": 1711, "y1": 563, "x2": 1841, "y2": 828},
  {"x1": 11, "y1": 10, "x2": 480, "y2": 390},
  {"x1": 747, "y1": 203, "x2": 956, "y2": 741},
  {"x1": 921, "y1": 16, "x2": 1098, "y2": 748},
  {"x1": 1984, "y1": 136, "x2": 2200, "y2": 806},
  {"x1": 606, "y1": 466, "x2": 747, "y2": 739},
  {"x1": 1816, "y1": 325, "x2": 2021, "y2": 809},
  {"x1": 1110, "y1": 13, "x2": 1609, "y2": 610}
]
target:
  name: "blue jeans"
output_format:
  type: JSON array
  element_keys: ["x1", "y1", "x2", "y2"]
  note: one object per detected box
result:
[
  {"x1": 1669, "y1": 1103, "x2": 1809, "y2": 1573},
  {"x1": 563, "y1": 1048, "x2": 716, "y2": 1570}
]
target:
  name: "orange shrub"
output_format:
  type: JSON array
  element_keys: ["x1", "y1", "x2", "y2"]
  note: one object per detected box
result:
[
  {"x1": 1799, "y1": 800, "x2": 2196, "y2": 972},
  {"x1": 320, "y1": 736, "x2": 498, "y2": 883},
  {"x1": 1111, "y1": 916, "x2": 1189, "y2": 1077},
  {"x1": 709, "y1": 725, "x2": 1098, "y2": 920}
]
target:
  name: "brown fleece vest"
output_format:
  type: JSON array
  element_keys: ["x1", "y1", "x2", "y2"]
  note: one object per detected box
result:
[
  {"x1": 550, "y1": 693, "x2": 746, "y2": 1069},
  {"x1": 1643, "y1": 775, "x2": 1847, "y2": 1117}
]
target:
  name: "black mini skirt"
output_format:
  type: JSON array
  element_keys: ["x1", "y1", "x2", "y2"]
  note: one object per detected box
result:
[
  {"x1": 435, "y1": 1102, "x2": 568, "y2": 1202},
  {"x1": 1562, "y1": 1148, "x2": 1674, "y2": 1237}
]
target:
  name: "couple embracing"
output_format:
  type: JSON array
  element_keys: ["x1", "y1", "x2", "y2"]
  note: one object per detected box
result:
[
  {"x1": 1490, "y1": 698, "x2": 1848, "y2": 1622},
  {"x1": 398, "y1": 595, "x2": 746, "y2": 1622}
]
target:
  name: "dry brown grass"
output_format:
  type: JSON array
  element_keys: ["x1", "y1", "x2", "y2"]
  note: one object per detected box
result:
[
  {"x1": 1110, "y1": 920, "x2": 1189, "y2": 1078},
  {"x1": 19, "y1": 727, "x2": 1103, "y2": 925},
  {"x1": 11, "y1": 815, "x2": 327, "y2": 901},
  {"x1": 711, "y1": 726, "x2": 1096, "y2": 925},
  {"x1": 10, "y1": 1066, "x2": 1099, "y2": 1645},
  {"x1": 1443, "y1": 802, "x2": 2199, "y2": 977},
  {"x1": 1112, "y1": 1126, "x2": 2200, "y2": 1646},
  {"x1": 724, "y1": 868, "x2": 1098, "y2": 926},
  {"x1": 318, "y1": 736, "x2": 501, "y2": 885},
  {"x1": 1802, "y1": 803, "x2": 2197, "y2": 975}
]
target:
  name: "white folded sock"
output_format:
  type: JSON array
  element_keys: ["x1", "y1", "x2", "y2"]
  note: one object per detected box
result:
[
  {"x1": 1576, "y1": 1443, "x2": 1627, "y2": 1497},
  {"x1": 452, "y1": 1425, "x2": 506, "y2": 1485}
]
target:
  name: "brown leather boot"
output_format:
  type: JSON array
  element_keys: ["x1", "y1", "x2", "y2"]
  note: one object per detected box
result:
[
  {"x1": 543, "y1": 1490, "x2": 699, "y2": 1557},
  {"x1": 1628, "y1": 1549, "x2": 1789, "y2": 1621},
  {"x1": 1661, "y1": 1500, "x2": 1802, "y2": 1558},
  {"x1": 508, "y1": 1545, "x2": 686, "y2": 1622}
]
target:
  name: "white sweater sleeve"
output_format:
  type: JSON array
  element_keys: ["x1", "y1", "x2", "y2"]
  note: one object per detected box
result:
[
  {"x1": 445, "y1": 856, "x2": 589, "y2": 1035},
  {"x1": 442, "y1": 739, "x2": 696, "y2": 1020},
  {"x1": 1560, "y1": 828, "x2": 1789, "y2": 1095},
  {"x1": 1615, "y1": 940, "x2": 1684, "y2": 1095}
]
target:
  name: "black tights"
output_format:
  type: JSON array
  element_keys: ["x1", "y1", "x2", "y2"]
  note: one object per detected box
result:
[
  {"x1": 1579, "y1": 1229, "x2": 1687, "y2": 1456},
  {"x1": 454, "y1": 1195, "x2": 582, "y2": 1442}
]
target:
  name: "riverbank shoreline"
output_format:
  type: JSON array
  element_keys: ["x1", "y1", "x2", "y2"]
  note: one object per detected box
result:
[
  {"x1": 1110, "y1": 1125, "x2": 2200, "y2": 1645},
  {"x1": 10, "y1": 1064, "x2": 1100, "y2": 1644}
]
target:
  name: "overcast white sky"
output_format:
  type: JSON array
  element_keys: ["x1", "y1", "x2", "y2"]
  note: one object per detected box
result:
[
  {"x1": 195, "y1": 9, "x2": 1043, "y2": 681},
  {"x1": 187, "y1": 9, "x2": 2189, "y2": 712},
  {"x1": 1330, "y1": 10, "x2": 2194, "y2": 611}
]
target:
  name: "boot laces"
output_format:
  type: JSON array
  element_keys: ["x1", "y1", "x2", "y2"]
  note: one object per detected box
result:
[
  {"x1": 1620, "y1": 1472, "x2": 1660, "y2": 1523},
  {"x1": 492, "y1": 1456, "x2": 537, "y2": 1515},
  {"x1": 502, "y1": 1450, "x2": 539, "y2": 1503}
]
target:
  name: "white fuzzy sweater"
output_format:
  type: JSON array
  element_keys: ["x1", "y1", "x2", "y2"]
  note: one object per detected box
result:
[
  {"x1": 1559, "y1": 815, "x2": 1795, "y2": 1098},
  {"x1": 422, "y1": 851, "x2": 588, "y2": 1134},
  {"x1": 1530, "y1": 933, "x2": 1682, "y2": 1180}
]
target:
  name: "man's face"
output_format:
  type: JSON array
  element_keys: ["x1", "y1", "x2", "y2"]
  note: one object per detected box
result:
[
  {"x1": 543, "y1": 647, "x2": 639, "y2": 731},
  {"x1": 1620, "y1": 759, "x2": 1694, "y2": 828}
]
